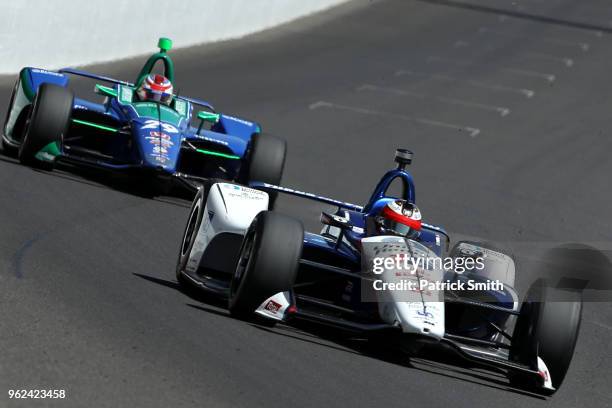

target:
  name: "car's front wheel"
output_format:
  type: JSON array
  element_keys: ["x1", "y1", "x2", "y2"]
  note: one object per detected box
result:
[
  {"x1": 229, "y1": 211, "x2": 303, "y2": 321},
  {"x1": 510, "y1": 279, "x2": 582, "y2": 394},
  {"x1": 19, "y1": 83, "x2": 73, "y2": 169}
]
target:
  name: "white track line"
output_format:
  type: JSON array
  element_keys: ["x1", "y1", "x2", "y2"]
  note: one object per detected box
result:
[
  {"x1": 523, "y1": 52, "x2": 574, "y2": 67},
  {"x1": 502, "y1": 68, "x2": 556, "y2": 82},
  {"x1": 479, "y1": 27, "x2": 591, "y2": 51},
  {"x1": 308, "y1": 101, "x2": 481, "y2": 137},
  {"x1": 357, "y1": 84, "x2": 511, "y2": 117},
  {"x1": 395, "y1": 69, "x2": 535, "y2": 98},
  {"x1": 427, "y1": 56, "x2": 556, "y2": 83}
]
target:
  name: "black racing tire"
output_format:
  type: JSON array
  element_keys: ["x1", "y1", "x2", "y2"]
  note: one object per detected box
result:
[
  {"x1": 510, "y1": 279, "x2": 582, "y2": 394},
  {"x1": 244, "y1": 133, "x2": 286, "y2": 207},
  {"x1": 1, "y1": 135, "x2": 18, "y2": 157},
  {"x1": 229, "y1": 211, "x2": 303, "y2": 320},
  {"x1": 18, "y1": 83, "x2": 73, "y2": 169},
  {"x1": 176, "y1": 186, "x2": 206, "y2": 286}
]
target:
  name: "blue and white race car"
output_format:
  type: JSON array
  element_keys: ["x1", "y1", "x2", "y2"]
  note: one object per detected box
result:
[
  {"x1": 2, "y1": 38, "x2": 285, "y2": 193},
  {"x1": 176, "y1": 149, "x2": 582, "y2": 396}
]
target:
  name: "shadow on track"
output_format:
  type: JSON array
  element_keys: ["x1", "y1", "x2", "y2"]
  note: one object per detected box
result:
[
  {"x1": 0, "y1": 148, "x2": 193, "y2": 206},
  {"x1": 132, "y1": 272, "x2": 546, "y2": 399}
]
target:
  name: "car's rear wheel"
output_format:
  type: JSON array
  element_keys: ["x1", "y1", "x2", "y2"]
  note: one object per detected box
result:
[
  {"x1": 19, "y1": 83, "x2": 73, "y2": 169},
  {"x1": 243, "y1": 133, "x2": 286, "y2": 207},
  {"x1": 510, "y1": 279, "x2": 582, "y2": 394},
  {"x1": 229, "y1": 211, "x2": 303, "y2": 321}
]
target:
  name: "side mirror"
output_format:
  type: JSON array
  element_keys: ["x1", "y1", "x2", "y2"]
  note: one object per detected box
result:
[
  {"x1": 320, "y1": 211, "x2": 352, "y2": 229},
  {"x1": 94, "y1": 84, "x2": 118, "y2": 98},
  {"x1": 196, "y1": 111, "x2": 220, "y2": 135},
  {"x1": 197, "y1": 111, "x2": 220, "y2": 124}
]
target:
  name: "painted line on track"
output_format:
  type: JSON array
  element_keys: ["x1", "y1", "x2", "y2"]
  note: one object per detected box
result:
[
  {"x1": 356, "y1": 84, "x2": 511, "y2": 117},
  {"x1": 427, "y1": 56, "x2": 556, "y2": 83},
  {"x1": 395, "y1": 69, "x2": 535, "y2": 98},
  {"x1": 309, "y1": 100, "x2": 481, "y2": 137},
  {"x1": 523, "y1": 51, "x2": 574, "y2": 67},
  {"x1": 502, "y1": 68, "x2": 556, "y2": 83}
]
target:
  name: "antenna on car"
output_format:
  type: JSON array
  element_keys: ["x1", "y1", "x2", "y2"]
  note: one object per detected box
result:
[{"x1": 394, "y1": 148, "x2": 413, "y2": 170}]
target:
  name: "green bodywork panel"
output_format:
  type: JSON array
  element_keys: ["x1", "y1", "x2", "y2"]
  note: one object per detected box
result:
[
  {"x1": 34, "y1": 141, "x2": 61, "y2": 162},
  {"x1": 72, "y1": 118, "x2": 118, "y2": 133},
  {"x1": 118, "y1": 85, "x2": 134, "y2": 104},
  {"x1": 196, "y1": 149, "x2": 240, "y2": 160},
  {"x1": 20, "y1": 69, "x2": 35, "y2": 101},
  {"x1": 116, "y1": 85, "x2": 188, "y2": 122},
  {"x1": 132, "y1": 102, "x2": 182, "y2": 126},
  {"x1": 197, "y1": 111, "x2": 220, "y2": 124},
  {"x1": 95, "y1": 84, "x2": 118, "y2": 98},
  {"x1": 174, "y1": 99, "x2": 188, "y2": 117}
]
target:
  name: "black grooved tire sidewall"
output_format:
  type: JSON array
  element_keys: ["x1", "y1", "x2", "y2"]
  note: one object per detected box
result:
[
  {"x1": 245, "y1": 133, "x2": 286, "y2": 207},
  {"x1": 176, "y1": 187, "x2": 205, "y2": 283},
  {"x1": 535, "y1": 286, "x2": 582, "y2": 389},
  {"x1": 510, "y1": 279, "x2": 582, "y2": 393},
  {"x1": 19, "y1": 83, "x2": 73, "y2": 166},
  {"x1": 247, "y1": 133, "x2": 286, "y2": 185},
  {"x1": 229, "y1": 211, "x2": 303, "y2": 317}
]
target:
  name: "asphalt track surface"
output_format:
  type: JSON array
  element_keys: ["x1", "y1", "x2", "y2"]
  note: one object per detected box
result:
[{"x1": 1, "y1": 0, "x2": 612, "y2": 407}]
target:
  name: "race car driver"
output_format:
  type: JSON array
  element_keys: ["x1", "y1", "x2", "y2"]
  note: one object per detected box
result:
[
  {"x1": 136, "y1": 74, "x2": 174, "y2": 105},
  {"x1": 371, "y1": 199, "x2": 422, "y2": 239}
]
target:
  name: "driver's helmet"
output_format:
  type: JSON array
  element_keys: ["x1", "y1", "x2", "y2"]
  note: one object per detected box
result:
[
  {"x1": 375, "y1": 199, "x2": 422, "y2": 239},
  {"x1": 137, "y1": 74, "x2": 173, "y2": 105}
]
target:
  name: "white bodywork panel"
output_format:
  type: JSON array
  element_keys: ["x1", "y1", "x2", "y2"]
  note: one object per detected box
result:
[
  {"x1": 537, "y1": 356, "x2": 555, "y2": 391},
  {"x1": 185, "y1": 183, "x2": 269, "y2": 274},
  {"x1": 255, "y1": 291, "x2": 292, "y2": 321},
  {"x1": 362, "y1": 235, "x2": 445, "y2": 340}
]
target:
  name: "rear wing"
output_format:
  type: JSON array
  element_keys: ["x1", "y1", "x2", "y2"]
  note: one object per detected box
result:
[
  {"x1": 249, "y1": 182, "x2": 364, "y2": 212},
  {"x1": 59, "y1": 68, "x2": 134, "y2": 86},
  {"x1": 59, "y1": 68, "x2": 215, "y2": 111}
]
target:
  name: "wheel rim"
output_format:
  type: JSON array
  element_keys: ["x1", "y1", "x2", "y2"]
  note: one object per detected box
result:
[
  {"x1": 231, "y1": 227, "x2": 256, "y2": 299},
  {"x1": 181, "y1": 201, "x2": 201, "y2": 258}
]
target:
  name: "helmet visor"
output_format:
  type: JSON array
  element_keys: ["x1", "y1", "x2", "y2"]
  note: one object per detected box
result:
[
  {"x1": 142, "y1": 89, "x2": 173, "y2": 105},
  {"x1": 379, "y1": 217, "x2": 418, "y2": 238}
]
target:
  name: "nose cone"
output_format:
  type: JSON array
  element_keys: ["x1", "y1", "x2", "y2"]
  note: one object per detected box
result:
[{"x1": 134, "y1": 121, "x2": 181, "y2": 172}]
